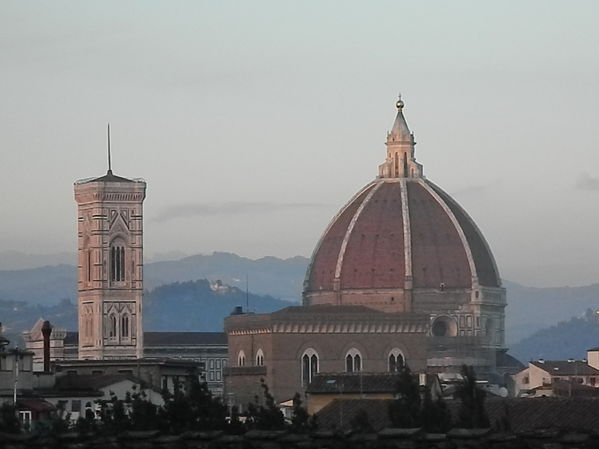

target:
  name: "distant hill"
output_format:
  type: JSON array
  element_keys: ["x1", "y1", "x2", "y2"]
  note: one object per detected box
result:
[
  {"x1": 1, "y1": 252, "x2": 599, "y2": 346},
  {"x1": 0, "y1": 264, "x2": 76, "y2": 304},
  {"x1": 1, "y1": 278, "x2": 290, "y2": 344},
  {"x1": 503, "y1": 280, "x2": 599, "y2": 344},
  {"x1": 0, "y1": 298, "x2": 77, "y2": 344},
  {"x1": 0, "y1": 252, "x2": 306, "y2": 306},
  {"x1": 144, "y1": 279, "x2": 290, "y2": 332},
  {"x1": 509, "y1": 310, "x2": 599, "y2": 362},
  {"x1": 144, "y1": 252, "x2": 308, "y2": 302}
]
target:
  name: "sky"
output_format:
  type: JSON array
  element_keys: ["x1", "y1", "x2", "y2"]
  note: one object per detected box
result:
[{"x1": 1, "y1": 1, "x2": 598, "y2": 287}]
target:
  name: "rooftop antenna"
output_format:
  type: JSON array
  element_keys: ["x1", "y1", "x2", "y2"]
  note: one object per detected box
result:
[
  {"x1": 246, "y1": 274, "x2": 249, "y2": 312},
  {"x1": 107, "y1": 123, "x2": 112, "y2": 174}
]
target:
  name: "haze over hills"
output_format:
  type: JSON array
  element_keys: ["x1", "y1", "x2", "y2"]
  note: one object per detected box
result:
[
  {"x1": 0, "y1": 279, "x2": 290, "y2": 345},
  {"x1": 0, "y1": 251, "x2": 76, "y2": 270},
  {"x1": 0, "y1": 252, "x2": 306, "y2": 305},
  {"x1": 1, "y1": 251, "x2": 599, "y2": 350},
  {"x1": 509, "y1": 310, "x2": 599, "y2": 362}
]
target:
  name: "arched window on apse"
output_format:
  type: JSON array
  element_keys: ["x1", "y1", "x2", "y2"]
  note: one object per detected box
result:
[
  {"x1": 345, "y1": 348, "x2": 362, "y2": 373},
  {"x1": 238, "y1": 350, "x2": 246, "y2": 367},
  {"x1": 388, "y1": 348, "x2": 405, "y2": 372},
  {"x1": 255, "y1": 348, "x2": 264, "y2": 366},
  {"x1": 301, "y1": 349, "x2": 319, "y2": 386}
]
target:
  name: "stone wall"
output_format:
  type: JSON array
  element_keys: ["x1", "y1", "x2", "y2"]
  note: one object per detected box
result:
[{"x1": 1, "y1": 428, "x2": 597, "y2": 449}]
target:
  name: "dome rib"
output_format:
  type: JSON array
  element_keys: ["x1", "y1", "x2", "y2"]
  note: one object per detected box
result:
[
  {"x1": 427, "y1": 181, "x2": 501, "y2": 287},
  {"x1": 417, "y1": 179, "x2": 478, "y2": 288},
  {"x1": 399, "y1": 179, "x2": 413, "y2": 290},
  {"x1": 334, "y1": 182, "x2": 383, "y2": 282},
  {"x1": 339, "y1": 180, "x2": 406, "y2": 291},
  {"x1": 303, "y1": 182, "x2": 377, "y2": 295}
]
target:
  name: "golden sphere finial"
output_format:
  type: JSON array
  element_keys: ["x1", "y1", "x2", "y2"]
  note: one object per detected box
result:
[{"x1": 396, "y1": 93, "x2": 404, "y2": 109}]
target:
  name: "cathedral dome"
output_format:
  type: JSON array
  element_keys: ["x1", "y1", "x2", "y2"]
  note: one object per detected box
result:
[{"x1": 303, "y1": 99, "x2": 501, "y2": 313}]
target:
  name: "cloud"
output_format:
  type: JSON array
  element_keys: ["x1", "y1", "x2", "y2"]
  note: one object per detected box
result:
[
  {"x1": 153, "y1": 201, "x2": 328, "y2": 222},
  {"x1": 576, "y1": 173, "x2": 599, "y2": 191}
]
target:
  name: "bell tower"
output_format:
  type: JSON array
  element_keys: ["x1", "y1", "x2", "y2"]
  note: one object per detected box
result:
[{"x1": 74, "y1": 136, "x2": 146, "y2": 360}]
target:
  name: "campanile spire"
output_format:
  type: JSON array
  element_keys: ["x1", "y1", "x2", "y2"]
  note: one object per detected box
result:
[{"x1": 378, "y1": 96, "x2": 423, "y2": 179}]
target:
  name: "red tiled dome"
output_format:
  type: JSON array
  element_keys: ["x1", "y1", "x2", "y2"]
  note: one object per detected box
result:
[
  {"x1": 303, "y1": 99, "x2": 501, "y2": 313},
  {"x1": 305, "y1": 178, "x2": 500, "y2": 295}
]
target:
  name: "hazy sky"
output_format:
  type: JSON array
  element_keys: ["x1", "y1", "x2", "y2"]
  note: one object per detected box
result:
[{"x1": 1, "y1": 1, "x2": 598, "y2": 287}]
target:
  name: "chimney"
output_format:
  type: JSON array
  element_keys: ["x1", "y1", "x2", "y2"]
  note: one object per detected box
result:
[
  {"x1": 231, "y1": 306, "x2": 244, "y2": 315},
  {"x1": 41, "y1": 320, "x2": 52, "y2": 373}
]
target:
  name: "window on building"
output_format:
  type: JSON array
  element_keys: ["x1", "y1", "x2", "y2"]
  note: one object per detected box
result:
[
  {"x1": 121, "y1": 314, "x2": 129, "y2": 338},
  {"x1": 237, "y1": 351, "x2": 246, "y2": 367},
  {"x1": 110, "y1": 245, "x2": 126, "y2": 282},
  {"x1": 18, "y1": 411, "x2": 32, "y2": 428},
  {"x1": 345, "y1": 348, "x2": 362, "y2": 373},
  {"x1": 301, "y1": 348, "x2": 319, "y2": 386},
  {"x1": 71, "y1": 400, "x2": 81, "y2": 412},
  {"x1": 87, "y1": 250, "x2": 92, "y2": 282},
  {"x1": 388, "y1": 349, "x2": 405, "y2": 372},
  {"x1": 591, "y1": 377, "x2": 596, "y2": 386},
  {"x1": 109, "y1": 315, "x2": 117, "y2": 338},
  {"x1": 256, "y1": 348, "x2": 265, "y2": 366}
]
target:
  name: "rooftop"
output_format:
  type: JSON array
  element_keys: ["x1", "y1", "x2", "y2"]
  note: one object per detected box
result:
[
  {"x1": 64, "y1": 331, "x2": 227, "y2": 347},
  {"x1": 307, "y1": 373, "x2": 400, "y2": 394},
  {"x1": 530, "y1": 360, "x2": 599, "y2": 376}
]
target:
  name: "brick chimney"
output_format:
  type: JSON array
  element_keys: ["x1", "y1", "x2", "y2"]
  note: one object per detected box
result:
[{"x1": 41, "y1": 320, "x2": 52, "y2": 373}]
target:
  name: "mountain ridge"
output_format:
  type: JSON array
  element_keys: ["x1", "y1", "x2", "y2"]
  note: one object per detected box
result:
[{"x1": 1, "y1": 252, "x2": 598, "y2": 349}]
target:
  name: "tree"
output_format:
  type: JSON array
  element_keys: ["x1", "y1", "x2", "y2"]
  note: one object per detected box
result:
[
  {"x1": 0, "y1": 403, "x2": 21, "y2": 434},
  {"x1": 159, "y1": 377, "x2": 195, "y2": 433},
  {"x1": 421, "y1": 386, "x2": 451, "y2": 433},
  {"x1": 159, "y1": 369, "x2": 227, "y2": 433},
  {"x1": 129, "y1": 389, "x2": 160, "y2": 431},
  {"x1": 246, "y1": 379, "x2": 285, "y2": 430},
  {"x1": 388, "y1": 365, "x2": 421, "y2": 428},
  {"x1": 75, "y1": 404, "x2": 96, "y2": 434},
  {"x1": 349, "y1": 408, "x2": 374, "y2": 433},
  {"x1": 289, "y1": 393, "x2": 317, "y2": 433},
  {"x1": 187, "y1": 370, "x2": 227, "y2": 430},
  {"x1": 456, "y1": 365, "x2": 489, "y2": 428}
]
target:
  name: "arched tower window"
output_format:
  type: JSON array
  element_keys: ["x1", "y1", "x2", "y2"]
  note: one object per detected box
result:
[
  {"x1": 109, "y1": 315, "x2": 117, "y2": 338},
  {"x1": 345, "y1": 348, "x2": 362, "y2": 373},
  {"x1": 237, "y1": 350, "x2": 246, "y2": 367},
  {"x1": 301, "y1": 348, "x2": 319, "y2": 387},
  {"x1": 87, "y1": 250, "x2": 92, "y2": 282},
  {"x1": 110, "y1": 244, "x2": 126, "y2": 282},
  {"x1": 121, "y1": 314, "x2": 129, "y2": 338},
  {"x1": 255, "y1": 348, "x2": 264, "y2": 366},
  {"x1": 388, "y1": 348, "x2": 405, "y2": 372}
]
